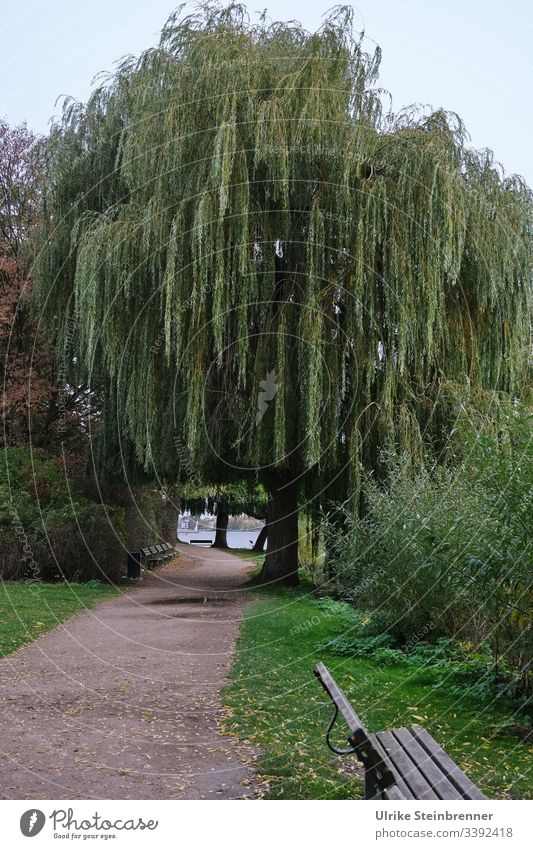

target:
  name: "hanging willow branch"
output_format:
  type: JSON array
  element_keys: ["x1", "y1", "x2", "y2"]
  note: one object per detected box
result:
[{"x1": 36, "y1": 2, "x2": 533, "y2": 510}]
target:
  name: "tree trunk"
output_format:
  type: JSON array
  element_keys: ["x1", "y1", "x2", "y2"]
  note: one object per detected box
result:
[
  {"x1": 213, "y1": 510, "x2": 229, "y2": 548},
  {"x1": 258, "y1": 474, "x2": 299, "y2": 585},
  {"x1": 252, "y1": 522, "x2": 268, "y2": 552},
  {"x1": 323, "y1": 502, "x2": 348, "y2": 580}
]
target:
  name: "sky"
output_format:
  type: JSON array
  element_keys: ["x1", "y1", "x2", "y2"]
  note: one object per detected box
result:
[{"x1": 2, "y1": 0, "x2": 533, "y2": 186}]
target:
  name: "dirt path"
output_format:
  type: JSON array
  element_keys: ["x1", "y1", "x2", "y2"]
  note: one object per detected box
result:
[{"x1": 0, "y1": 546, "x2": 259, "y2": 799}]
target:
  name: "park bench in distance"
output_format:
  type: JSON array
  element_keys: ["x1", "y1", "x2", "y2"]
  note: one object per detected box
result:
[
  {"x1": 127, "y1": 543, "x2": 177, "y2": 578},
  {"x1": 314, "y1": 662, "x2": 486, "y2": 800},
  {"x1": 141, "y1": 543, "x2": 176, "y2": 563}
]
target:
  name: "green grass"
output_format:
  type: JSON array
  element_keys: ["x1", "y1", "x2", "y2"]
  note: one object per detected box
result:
[
  {"x1": 228, "y1": 548, "x2": 265, "y2": 577},
  {"x1": 0, "y1": 580, "x2": 121, "y2": 657},
  {"x1": 223, "y1": 587, "x2": 533, "y2": 799},
  {"x1": 228, "y1": 547, "x2": 264, "y2": 564}
]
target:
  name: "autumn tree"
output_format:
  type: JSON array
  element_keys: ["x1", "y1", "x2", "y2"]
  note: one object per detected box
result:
[
  {"x1": 1, "y1": 119, "x2": 91, "y2": 448},
  {"x1": 36, "y1": 4, "x2": 533, "y2": 583}
]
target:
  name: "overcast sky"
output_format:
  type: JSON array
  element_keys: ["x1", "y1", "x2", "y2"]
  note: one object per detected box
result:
[{"x1": 2, "y1": 0, "x2": 532, "y2": 186}]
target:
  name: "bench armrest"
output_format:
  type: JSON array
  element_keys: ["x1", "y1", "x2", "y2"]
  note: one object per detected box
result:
[
  {"x1": 315, "y1": 662, "x2": 403, "y2": 797},
  {"x1": 314, "y1": 662, "x2": 368, "y2": 744}
]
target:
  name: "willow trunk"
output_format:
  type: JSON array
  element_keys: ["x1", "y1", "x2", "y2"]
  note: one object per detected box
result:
[
  {"x1": 213, "y1": 510, "x2": 229, "y2": 548},
  {"x1": 252, "y1": 522, "x2": 268, "y2": 552},
  {"x1": 259, "y1": 475, "x2": 299, "y2": 585}
]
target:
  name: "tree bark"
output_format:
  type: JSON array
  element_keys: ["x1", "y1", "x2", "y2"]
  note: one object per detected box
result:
[
  {"x1": 323, "y1": 503, "x2": 348, "y2": 580},
  {"x1": 258, "y1": 474, "x2": 299, "y2": 585},
  {"x1": 252, "y1": 522, "x2": 268, "y2": 552},
  {"x1": 213, "y1": 509, "x2": 229, "y2": 548}
]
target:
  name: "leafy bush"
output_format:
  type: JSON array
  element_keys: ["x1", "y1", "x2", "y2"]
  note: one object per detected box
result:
[
  {"x1": 408, "y1": 639, "x2": 530, "y2": 709},
  {"x1": 326, "y1": 402, "x2": 533, "y2": 695},
  {"x1": 0, "y1": 447, "x2": 126, "y2": 582}
]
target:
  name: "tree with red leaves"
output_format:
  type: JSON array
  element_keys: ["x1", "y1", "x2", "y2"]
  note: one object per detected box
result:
[{"x1": 1, "y1": 119, "x2": 89, "y2": 448}]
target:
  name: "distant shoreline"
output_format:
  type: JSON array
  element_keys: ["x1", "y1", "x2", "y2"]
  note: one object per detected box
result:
[{"x1": 177, "y1": 529, "x2": 266, "y2": 551}]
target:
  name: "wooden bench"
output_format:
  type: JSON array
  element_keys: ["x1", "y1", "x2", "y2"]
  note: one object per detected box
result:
[
  {"x1": 127, "y1": 543, "x2": 177, "y2": 577},
  {"x1": 314, "y1": 662, "x2": 486, "y2": 800},
  {"x1": 141, "y1": 543, "x2": 176, "y2": 563},
  {"x1": 189, "y1": 539, "x2": 213, "y2": 547}
]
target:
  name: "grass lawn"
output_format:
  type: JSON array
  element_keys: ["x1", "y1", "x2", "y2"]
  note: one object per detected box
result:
[
  {"x1": 227, "y1": 548, "x2": 265, "y2": 567},
  {"x1": 0, "y1": 581, "x2": 121, "y2": 658},
  {"x1": 223, "y1": 586, "x2": 532, "y2": 800}
]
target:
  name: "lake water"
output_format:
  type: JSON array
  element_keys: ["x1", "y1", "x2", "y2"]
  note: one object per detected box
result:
[{"x1": 177, "y1": 529, "x2": 265, "y2": 550}]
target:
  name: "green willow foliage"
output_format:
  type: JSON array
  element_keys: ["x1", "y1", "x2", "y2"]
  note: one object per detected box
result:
[{"x1": 36, "y1": 3, "x2": 533, "y2": 508}]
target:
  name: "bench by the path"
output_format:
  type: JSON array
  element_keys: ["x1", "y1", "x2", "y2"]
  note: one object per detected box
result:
[
  {"x1": 141, "y1": 543, "x2": 176, "y2": 563},
  {"x1": 127, "y1": 543, "x2": 177, "y2": 578},
  {"x1": 315, "y1": 662, "x2": 486, "y2": 800}
]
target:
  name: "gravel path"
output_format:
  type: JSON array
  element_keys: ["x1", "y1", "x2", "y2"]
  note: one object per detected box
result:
[{"x1": 0, "y1": 545, "x2": 259, "y2": 799}]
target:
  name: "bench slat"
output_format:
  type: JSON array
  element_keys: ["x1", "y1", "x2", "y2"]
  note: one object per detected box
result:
[
  {"x1": 410, "y1": 726, "x2": 487, "y2": 800},
  {"x1": 371, "y1": 735, "x2": 413, "y2": 799},
  {"x1": 377, "y1": 731, "x2": 439, "y2": 800},
  {"x1": 391, "y1": 728, "x2": 463, "y2": 800}
]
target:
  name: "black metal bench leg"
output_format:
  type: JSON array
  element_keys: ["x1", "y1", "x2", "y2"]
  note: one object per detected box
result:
[{"x1": 364, "y1": 765, "x2": 383, "y2": 799}]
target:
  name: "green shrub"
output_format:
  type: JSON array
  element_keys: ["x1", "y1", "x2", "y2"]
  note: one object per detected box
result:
[
  {"x1": 0, "y1": 448, "x2": 126, "y2": 582},
  {"x1": 326, "y1": 402, "x2": 533, "y2": 695}
]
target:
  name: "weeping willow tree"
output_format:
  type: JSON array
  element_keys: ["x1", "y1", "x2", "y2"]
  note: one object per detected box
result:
[{"x1": 36, "y1": 3, "x2": 533, "y2": 584}]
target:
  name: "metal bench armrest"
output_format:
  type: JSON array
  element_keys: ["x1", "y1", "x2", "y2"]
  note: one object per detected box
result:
[
  {"x1": 315, "y1": 662, "x2": 402, "y2": 797},
  {"x1": 314, "y1": 662, "x2": 368, "y2": 744}
]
